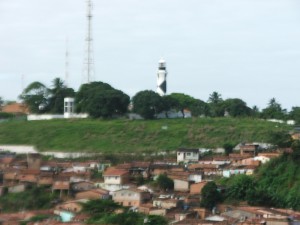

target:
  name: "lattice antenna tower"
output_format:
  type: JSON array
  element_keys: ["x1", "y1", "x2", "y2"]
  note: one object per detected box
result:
[
  {"x1": 83, "y1": 0, "x2": 95, "y2": 83},
  {"x1": 65, "y1": 37, "x2": 69, "y2": 86}
]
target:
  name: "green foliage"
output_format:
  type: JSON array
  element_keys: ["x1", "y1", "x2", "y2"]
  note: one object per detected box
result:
[
  {"x1": 223, "y1": 143, "x2": 235, "y2": 155},
  {"x1": 47, "y1": 78, "x2": 75, "y2": 114},
  {"x1": 168, "y1": 93, "x2": 196, "y2": 117},
  {"x1": 226, "y1": 174, "x2": 255, "y2": 201},
  {"x1": 132, "y1": 90, "x2": 163, "y2": 119},
  {"x1": 207, "y1": 91, "x2": 224, "y2": 117},
  {"x1": 291, "y1": 140, "x2": 300, "y2": 160},
  {"x1": 200, "y1": 181, "x2": 222, "y2": 210},
  {"x1": 0, "y1": 118, "x2": 291, "y2": 152},
  {"x1": 0, "y1": 186, "x2": 57, "y2": 212},
  {"x1": 19, "y1": 81, "x2": 48, "y2": 113},
  {"x1": 0, "y1": 112, "x2": 14, "y2": 119},
  {"x1": 267, "y1": 131, "x2": 292, "y2": 148},
  {"x1": 76, "y1": 82, "x2": 130, "y2": 118},
  {"x1": 83, "y1": 200, "x2": 167, "y2": 225},
  {"x1": 261, "y1": 98, "x2": 287, "y2": 119},
  {"x1": 145, "y1": 215, "x2": 168, "y2": 225},
  {"x1": 222, "y1": 153, "x2": 300, "y2": 210},
  {"x1": 82, "y1": 199, "x2": 121, "y2": 216},
  {"x1": 222, "y1": 98, "x2": 252, "y2": 117},
  {"x1": 156, "y1": 174, "x2": 174, "y2": 191},
  {"x1": 289, "y1": 107, "x2": 300, "y2": 124}
]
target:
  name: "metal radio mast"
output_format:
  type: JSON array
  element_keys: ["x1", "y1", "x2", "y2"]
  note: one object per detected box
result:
[
  {"x1": 83, "y1": 0, "x2": 95, "y2": 83},
  {"x1": 65, "y1": 37, "x2": 69, "y2": 86}
]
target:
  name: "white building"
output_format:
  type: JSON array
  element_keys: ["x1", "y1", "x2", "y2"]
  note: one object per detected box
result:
[{"x1": 177, "y1": 148, "x2": 199, "y2": 163}]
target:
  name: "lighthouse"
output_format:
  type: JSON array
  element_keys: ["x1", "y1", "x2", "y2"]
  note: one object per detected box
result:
[{"x1": 156, "y1": 58, "x2": 167, "y2": 96}]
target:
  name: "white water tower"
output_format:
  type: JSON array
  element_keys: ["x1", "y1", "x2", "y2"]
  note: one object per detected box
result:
[{"x1": 64, "y1": 97, "x2": 75, "y2": 118}]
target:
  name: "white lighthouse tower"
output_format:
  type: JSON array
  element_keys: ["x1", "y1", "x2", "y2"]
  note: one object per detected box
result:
[{"x1": 156, "y1": 58, "x2": 167, "y2": 96}]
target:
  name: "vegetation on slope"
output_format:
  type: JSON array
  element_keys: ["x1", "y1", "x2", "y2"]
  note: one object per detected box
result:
[
  {"x1": 0, "y1": 117, "x2": 290, "y2": 152},
  {"x1": 219, "y1": 146, "x2": 300, "y2": 210}
]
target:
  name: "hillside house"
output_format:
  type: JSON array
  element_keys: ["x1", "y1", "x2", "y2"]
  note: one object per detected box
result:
[
  {"x1": 240, "y1": 144, "x2": 259, "y2": 156},
  {"x1": 177, "y1": 149, "x2": 199, "y2": 163},
  {"x1": 71, "y1": 181, "x2": 95, "y2": 192},
  {"x1": 75, "y1": 188, "x2": 110, "y2": 200},
  {"x1": 112, "y1": 188, "x2": 151, "y2": 207},
  {"x1": 103, "y1": 168, "x2": 130, "y2": 192}
]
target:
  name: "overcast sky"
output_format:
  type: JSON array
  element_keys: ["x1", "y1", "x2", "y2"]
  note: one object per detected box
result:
[{"x1": 1, "y1": 0, "x2": 300, "y2": 110}]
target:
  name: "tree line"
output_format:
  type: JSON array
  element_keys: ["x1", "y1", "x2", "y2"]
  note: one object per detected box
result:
[{"x1": 2, "y1": 77, "x2": 300, "y2": 122}]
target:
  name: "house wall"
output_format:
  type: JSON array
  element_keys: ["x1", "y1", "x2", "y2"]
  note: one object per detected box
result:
[
  {"x1": 8, "y1": 184, "x2": 26, "y2": 193},
  {"x1": 113, "y1": 190, "x2": 150, "y2": 207},
  {"x1": 177, "y1": 152, "x2": 199, "y2": 163},
  {"x1": 188, "y1": 174, "x2": 202, "y2": 183},
  {"x1": 174, "y1": 179, "x2": 189, "y2": 192},
  {"x1": 72, "y1": 182, "x2": 95, "y2": 191},
  {"x1": 190, "y1": 182, "x2": 207, "y2": 195},
  {"x1": 75, "y1": 190, "x2": 109, "y2": 200}
]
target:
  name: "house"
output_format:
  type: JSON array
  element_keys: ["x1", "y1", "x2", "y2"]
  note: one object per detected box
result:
[
  {"x1": 188, "y1": 164, "x2": 223, "y2": 177},
  {"x1": 8, "y1": 184, "x2": 27, "y2": 193},
  {"x1": 55, "y1": 200, "x2": 85, "y2": 213},
  {"x1": 38, "y1": 173, "x2": 54, "y2": 186},
  {"x1": 71, "y1": 181, "x2": 95, "y2": 192},
  {"x1": 112, "y1": 188, "x2": 151, "y2": 207},
  {"x1": 116, "y1": 161, "x2": 151, "y2": 178},
  {"x1": 26, "y1": 153, "x2": 42, "y2": 170},
  {"x1": 52, "y1": 180, "x2": 70, "y2": 198},
  {"x1": 190, "y1": 181, "x2": 208, "y2": 195},
  {"x1": 240, "y1": 144, "x2": 259, "y2": 156},
  {"x1": 3, "y1": 169, "x2": 19, "y2": 185},
  {"x1": 1, "y1": 102, "x2": 29, "y2": 115},
  {"x1": 177, "y1": 149, "x2": 199, "y2": 163},
  {"x1": 138, "y1": 204, "x2": 167, "y2": 216},
  {"x1": 174, "y1": 178, "x2": 191, "y2": 192},
  {"x1": 153, "y1": 198, "x2": 180, "y2": 209},
  {"x1": 103, "y1": 168, "x2": 130, "y2": 191},
  {"x1": 75, "y1": 188, "x2": 110, "y2": 200}
]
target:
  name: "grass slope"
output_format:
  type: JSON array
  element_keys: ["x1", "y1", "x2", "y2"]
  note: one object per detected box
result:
[{"x1": 0, "y1": 118, "x2": 291, "y2": 153}]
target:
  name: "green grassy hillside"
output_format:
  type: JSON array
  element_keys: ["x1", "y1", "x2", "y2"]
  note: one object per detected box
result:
[{"x1": 0, "y1": 118, "x2": 291, "y2": 153}]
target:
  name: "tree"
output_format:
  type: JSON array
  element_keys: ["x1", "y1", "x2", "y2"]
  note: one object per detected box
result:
[
  {"x1": 168, "y1": 93, "x2": 195, "y2": 118},
  {"x1": 207, "y1": 91, "x2": 224, "y2": 117},
  {"x1": 47, "y1": 78, "x2": 75, "y2": 114},
  {"x1": 268, "y1": 131, "x2": 292, "y2": 148},
  {"x1": 200, "y1": 181, "x2": 222, "y2": 210},
  {"x1": 252, "y1": 105, "x2": 260, "y2": 118},
  {"x1": 223, "y1": 143, "x2": 235, "y2": 155},
  {"x1": 132, "y1": 90, "x2": 163, "y2": 119},
  {"x1": 291, "y1": 140, "x2": 300, "y2": 160},
  {"x1": 289, "y1": 107, "x2": 300, "y2": 124},
  {"x1": 189, "y1": 99, "x2": 210, "y2": 117},
  {"x1": 82, "y1": 199, "x2": 121, "y2": 216},
  {"x1": 208, "y1": 91, "x2": 222, "y2": 104},
  {"x1": 156, "y1": 174, "x2": 174, "y2": 191},
  {"x1": 19, "y1": 82, "x2": 48, "y2": 113},
  {"x1": 222, "y1": 98, "x2": 252, "y2": 117},
  {"x1": 226, "y1": 174, "x2": 255, "y2": 200},
  {"x1": 145, "y1": 215, "x2": 168, "y2": 225},
  {"x1": 0, "y1": 97, "x2": 3, "y2": 110},
  {"x1": 261, "y1": 98, "x2": 286, "y2": 119},
  {"x1": 76, "y1": 82, "x2": 130, "y2": 118}
]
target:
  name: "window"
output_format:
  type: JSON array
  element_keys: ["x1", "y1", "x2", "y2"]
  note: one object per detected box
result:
[
  {"x1": 186, "y1": 153, "x2": 191, "y2": 156},
  {"x1": 115, "y1": 176, "x2": 118, "y2": 180},
  {"x1": 177, "y1": 153, "x2": 181, "y2": 155}
]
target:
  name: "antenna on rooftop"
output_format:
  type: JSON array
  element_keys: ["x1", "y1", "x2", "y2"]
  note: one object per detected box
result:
[
  {"x1": 82, "y1": 0, "x2": 95, "y2": 84},
  {"x1": 65, "y1": 37, "x2": 69, "y2": 86}
]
